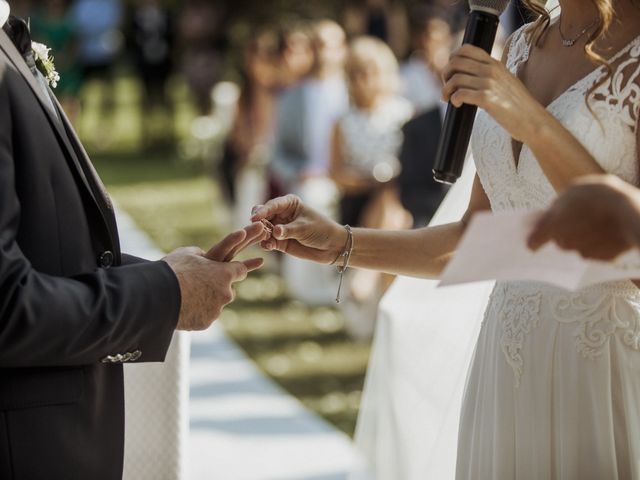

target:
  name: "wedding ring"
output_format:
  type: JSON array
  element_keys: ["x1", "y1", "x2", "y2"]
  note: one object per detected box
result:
[{"x1": 260, "y1": 219, "x2": 274, "y2": 236}]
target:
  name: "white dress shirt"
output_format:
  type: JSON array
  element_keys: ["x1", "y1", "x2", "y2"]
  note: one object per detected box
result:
[{"x1": 0, "y1": 1, "x2": 9, "y2": 29}]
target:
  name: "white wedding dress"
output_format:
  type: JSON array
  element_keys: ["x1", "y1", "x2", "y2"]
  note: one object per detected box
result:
[{"x1": 456, "y1": 25, "x2": 640, "y2": 478}]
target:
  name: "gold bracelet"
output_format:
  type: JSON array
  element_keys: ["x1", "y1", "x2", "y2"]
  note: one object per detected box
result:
[{"x1": 334, "y1": 225, "x2": 353, "y2": 304}]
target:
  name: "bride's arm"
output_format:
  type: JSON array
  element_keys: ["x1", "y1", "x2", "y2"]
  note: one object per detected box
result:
[
  {"x1": 442, "y1": 43, "x2": 604, "y2": 192},
  {"x1": 252, "y1": 175, "x2": 490, "y2": 279}
]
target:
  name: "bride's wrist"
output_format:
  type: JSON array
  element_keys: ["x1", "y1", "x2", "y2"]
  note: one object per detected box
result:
[
  {"x1": 519, "y1": 105, "x2": 554, "y2": 145},
  {"x1": 328, "y1": 224, "x2": 351, "y2": 265}
]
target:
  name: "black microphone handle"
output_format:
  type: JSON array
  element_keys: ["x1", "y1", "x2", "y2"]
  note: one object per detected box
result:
[{"x1": 433, "y1": 10, "x2": 500, "y2": 184}]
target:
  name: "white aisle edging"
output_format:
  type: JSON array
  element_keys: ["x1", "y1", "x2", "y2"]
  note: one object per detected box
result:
[{"x1": 117, "y1": 207, "x2": 191, "y2": 480}]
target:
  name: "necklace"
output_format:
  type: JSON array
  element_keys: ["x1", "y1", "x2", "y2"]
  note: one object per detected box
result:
[{"x1": 558, "y1": 16, "x2": 599, "y2": 47}]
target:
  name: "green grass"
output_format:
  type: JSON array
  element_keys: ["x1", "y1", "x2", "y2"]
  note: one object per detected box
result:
[{"x1": 93, "y1": 150, "x2": 371, "y2": 437}]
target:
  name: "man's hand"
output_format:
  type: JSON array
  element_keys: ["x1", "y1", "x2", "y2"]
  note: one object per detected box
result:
[
  {"x1": 528, "y1": 175, "x2": 640, "y2": 260},
  {"x1": 251, "y1": 194, "x2": 348, "y2": 264},
  {"x1": 163, "y1": 223, "x2": 268, "y2": 331}
]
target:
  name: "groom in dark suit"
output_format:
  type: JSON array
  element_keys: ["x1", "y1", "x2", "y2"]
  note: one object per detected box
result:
[{"x1": 0, "y1": 7, "x2": 265, "y2": 479}]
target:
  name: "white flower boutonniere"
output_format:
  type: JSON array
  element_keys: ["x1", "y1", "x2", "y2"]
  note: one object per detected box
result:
[{"x1": 31, "y1": 42, "x2": 60, "y2": 88}]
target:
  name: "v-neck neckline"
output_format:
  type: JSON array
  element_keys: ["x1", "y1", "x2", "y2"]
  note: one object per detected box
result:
[{"x1": 509, "y1": 26, "x2": 640, "y2": 171}]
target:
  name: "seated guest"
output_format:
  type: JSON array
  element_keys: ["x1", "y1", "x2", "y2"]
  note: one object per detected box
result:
[
  {"x1": 270, "y1": 19, "x2": 348, "y2": 194},
  {"x1": 330, "y1": 36, "x2": 413, "y2": 229}
]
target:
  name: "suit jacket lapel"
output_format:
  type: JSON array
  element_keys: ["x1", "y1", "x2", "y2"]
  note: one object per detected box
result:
[
  {"x1": 0, "y1": 30, "x2": 120, "y2": 254},
  {"x1": 0, "y1": 31, "x2": 95, "y2": 193},
  {"x1": 50, "y1": 92, "x2": 121, "y2": 255}
]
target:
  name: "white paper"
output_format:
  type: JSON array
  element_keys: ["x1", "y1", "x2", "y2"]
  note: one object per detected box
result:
[{"x1": 439, "y1": 210, "x2": 640, "y2": 291}]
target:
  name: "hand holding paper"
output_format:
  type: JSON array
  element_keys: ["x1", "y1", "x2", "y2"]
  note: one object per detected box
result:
[{"x1": 439, "y1": 210, "x2": 640, "y2": 291}]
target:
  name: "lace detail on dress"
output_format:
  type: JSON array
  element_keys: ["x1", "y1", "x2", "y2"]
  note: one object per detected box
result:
[
  {"x1": 591, "y1": 41, "x2": 640, "y2": 132},
  {"x1": 471, "y1": 25, "x2": 640, "y2": 384},
  {"x1": 551, "y1": 291, "x2": 640, "y2": 359},
  {"x1": 493, "y1": 284, "x2": 542, "y2": 386},
  {"x1": 472, "y1": 25, "x2": 640, "y2": 215},
  {"x1": 505, "y1": 25, "x2": 531, "y2": 74}
]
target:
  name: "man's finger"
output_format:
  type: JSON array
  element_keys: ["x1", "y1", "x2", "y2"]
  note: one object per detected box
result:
[
  {"x1": 242, "y1": 257, "x2": 265, "y2": 272},
  {"x1": 227, "y1": 261, "x2": 249, "y2": 282},
  {"x1": 225, "y1": 222, "x2": 269, "y2": 262},
  {"x1": 205, "y1": 229, "x2": 247, "y2": 261}
]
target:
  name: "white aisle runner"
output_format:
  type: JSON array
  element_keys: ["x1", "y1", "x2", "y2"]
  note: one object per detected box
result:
[{"x1": 116, "y1": 207, "x2": 369, "y2": 480}]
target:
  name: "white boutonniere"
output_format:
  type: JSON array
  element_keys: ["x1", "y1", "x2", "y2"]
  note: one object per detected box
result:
[{"x1": 31, "y1": 41, "x2": 60, "y2": 88}]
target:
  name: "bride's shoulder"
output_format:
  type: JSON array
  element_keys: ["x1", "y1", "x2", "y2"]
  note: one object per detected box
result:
[{"x1": 501, "y1": 23, "x2": 535, "y2": 68}]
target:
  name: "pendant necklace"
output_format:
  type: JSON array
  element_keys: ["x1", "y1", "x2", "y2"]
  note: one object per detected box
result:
[{"x1": 559, "y1": 16, "x2": 599, "y2": 47}]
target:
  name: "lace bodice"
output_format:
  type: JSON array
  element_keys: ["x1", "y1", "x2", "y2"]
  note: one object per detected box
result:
[
  {"x1": 472, "y1": 24, "x2": 640, "y2": 212},
  {"x1": 472, "y1": 25, "x2": 640, "y2": 386}
]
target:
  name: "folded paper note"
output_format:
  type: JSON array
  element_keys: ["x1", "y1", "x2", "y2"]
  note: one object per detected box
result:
[{"x1": 439, "y1": 210, "x2": 640, "y2": 291}]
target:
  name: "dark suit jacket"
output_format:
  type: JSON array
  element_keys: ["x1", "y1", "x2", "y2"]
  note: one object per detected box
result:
[
  {"x1": 0, "y1": 30, "x2": 180, "y2": 479},
  {"x1": 398, "y1": 107, "x2": 449, "y2": 227}
]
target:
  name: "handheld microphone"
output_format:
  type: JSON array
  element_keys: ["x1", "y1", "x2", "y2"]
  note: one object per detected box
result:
[{"x1": 433, "y1": 0, "x2": 511, "y2": 184}]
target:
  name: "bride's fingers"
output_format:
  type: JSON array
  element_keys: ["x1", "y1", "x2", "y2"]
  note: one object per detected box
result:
[
  {"x1": 242, "y1": 257, "x2": 265, "y2": 272},
  {"x1": 442, "y1": 56, "x2": 491, "y2": 83},
  {"x1": 452, "y1": 44, "x2": 494, "y2": 64},
  {"x1": 251, "y1": 194, "x2": 301, "y2": 223},
  {"x1": 204, "y1": 229, "x2": 247, "y2": 261},
  {"x1": 442, "y1": 74, "x2": 488, "y2": 102},
  {"x1": 449, "y1": 88, "x2": 489, "y2": 109},
  {"x1": 261, "y1": 236, "x2": 327, "y2": 262},
  {"x1": 272, "y1": 220, "x2": 309, "y2": 242}
]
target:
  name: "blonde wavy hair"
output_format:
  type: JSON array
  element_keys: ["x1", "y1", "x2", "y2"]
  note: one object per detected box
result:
[
  {"x1": 344, "y1": 36, "x2": 400, "y2": 101},
  {"x1": 522, "y1": 0, "x2": 615, "y2": 107}
]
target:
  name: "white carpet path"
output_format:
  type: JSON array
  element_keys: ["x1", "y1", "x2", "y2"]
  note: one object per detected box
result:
[{"x1": 116, "y1": 206, "x2": 370, "y2": 480}]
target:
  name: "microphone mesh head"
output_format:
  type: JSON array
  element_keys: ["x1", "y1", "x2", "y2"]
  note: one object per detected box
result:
[{"x1": 469, "y1": 0, "x2": 510, "y2": 16}]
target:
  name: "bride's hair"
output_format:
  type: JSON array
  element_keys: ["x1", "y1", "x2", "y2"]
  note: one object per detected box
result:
[{"x1": 522, "y1": 0, "x2": 615, "y2": 111}]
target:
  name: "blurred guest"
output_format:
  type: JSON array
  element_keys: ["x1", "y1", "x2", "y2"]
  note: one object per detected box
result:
[
  {"x1": 400, "y1": 6, "x2": 453, "y2": 115},
  {"x1": 220, "y1": 27, "x2": 280, "y2": 227},
  {"x1": 270, "y1": 19, "x2": 348, "y2": 194},
  {"x1": 330, "y1": 36, "x2": 413, "y2": 228},
  {"x1": 70, "y1": 0, "x2": 123, "y2": 145},
  {"x1": 178, "y1": 0, "x2": 227, "y2": 114},
  {"x1": 70, "y1": 0, "x2": 123, "y2": 84},
  {"x1": 276, "y1": 20, "x2": 314, "y2": 90},
  {"x1": 31, "y1": 0, "x2": 82, "y2": 120},
  {"x1": 329, "y1": 36, "x2": 412, "y2": 338},
  {"x1": 342, "y1": 0, "x2": 410, "y2": 58},
  {"x1": 129, "y1": 0, "x2": 175, "y2": 146},
  {"x1": 270, "y1": 19, "x2": 348, "y2": 305}
]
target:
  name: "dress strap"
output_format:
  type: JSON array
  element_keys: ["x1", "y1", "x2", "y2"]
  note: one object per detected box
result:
[{"x1": 506, "y1": 24, "x2": 533, "y2": 74}]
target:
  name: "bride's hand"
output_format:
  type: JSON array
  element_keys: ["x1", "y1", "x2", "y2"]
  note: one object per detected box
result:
[
  {"x1": 442, "y1": 44, "x2": 547, "y2": 143},
  {"x1": 250, "y1": 194, "x2": 348, "y2": 264}
]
